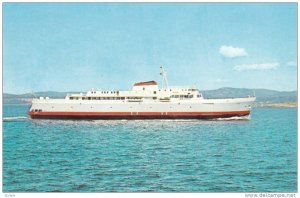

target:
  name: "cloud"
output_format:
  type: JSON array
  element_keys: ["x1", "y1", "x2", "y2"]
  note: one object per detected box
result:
[
  {"x1": 233, "y1": 62, "x2": 279, "y2": 71},
  {"x1": 219, "y1": 45, "x2": 248, "y2": 58}
]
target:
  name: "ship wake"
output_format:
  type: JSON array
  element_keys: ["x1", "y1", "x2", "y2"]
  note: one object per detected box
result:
[
  {"x1": 214, "y1": 115, "x2": 250, "y2": 121},
  {"x1": 3, "y1": 116, "x2": 29, "y2": 122}
]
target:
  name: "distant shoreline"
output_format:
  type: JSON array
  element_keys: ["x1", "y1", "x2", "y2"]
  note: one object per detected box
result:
[
  {"x1": 3, "y1": 87, "x2": 297, "y2": 107},
  {"x1": 254, "y1": 102, "x2": 297, "y2": 108},
  {"x1": 3, "y1": 101, "x2": 297, "y2": 108}
]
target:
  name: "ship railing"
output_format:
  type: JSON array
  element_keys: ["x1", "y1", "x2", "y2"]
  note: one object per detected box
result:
[{"x1": 167, "y1": 86, "x2": 197, "y2": 89}]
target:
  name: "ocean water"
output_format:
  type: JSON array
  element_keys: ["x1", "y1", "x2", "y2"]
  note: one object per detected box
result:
[{"x1": 3, "y1": 104, "x2": 297, "y2": 192}]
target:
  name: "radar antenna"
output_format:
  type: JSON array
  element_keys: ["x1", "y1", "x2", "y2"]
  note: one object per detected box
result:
[{"x1": 160, "y1": 66, "x2": 169, "y2": 89}]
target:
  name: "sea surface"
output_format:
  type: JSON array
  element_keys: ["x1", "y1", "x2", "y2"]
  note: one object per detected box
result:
[{"x1": 3, "y1": 104, "x2": 297, "y2": 192}]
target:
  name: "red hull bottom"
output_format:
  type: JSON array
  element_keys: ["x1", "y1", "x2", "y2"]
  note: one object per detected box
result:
[{"x1": 29, "y1": 111, "x2": 250, "y2": 120}]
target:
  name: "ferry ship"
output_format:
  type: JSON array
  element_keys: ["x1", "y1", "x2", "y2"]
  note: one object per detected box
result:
[{"x1": 28, "y1": 67, "x2": 256, "y2": 120}]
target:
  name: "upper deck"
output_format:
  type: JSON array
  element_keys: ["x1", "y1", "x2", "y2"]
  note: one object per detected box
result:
[{"x1": 65, "y1": 81, "x2": 203, "y2": 102}]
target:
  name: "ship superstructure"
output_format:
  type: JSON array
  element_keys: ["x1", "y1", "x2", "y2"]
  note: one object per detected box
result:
[{"x1": 29, "y1": 67, "x2": 255, "y2": 119}]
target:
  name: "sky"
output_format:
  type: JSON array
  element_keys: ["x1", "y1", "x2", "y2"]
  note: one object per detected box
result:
[{"x1": 3, "y1": 3, "x2": 297, "y2": 94}]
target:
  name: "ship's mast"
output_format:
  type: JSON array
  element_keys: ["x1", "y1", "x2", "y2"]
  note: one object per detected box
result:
[{"x1": 160, "y1": 66, "x2": 169, "y2": 89}]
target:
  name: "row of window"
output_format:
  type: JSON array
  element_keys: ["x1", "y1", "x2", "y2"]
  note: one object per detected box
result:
[
  {"x1": 69, "y1": 95, "x2": 201, "y2": 100},
  {"x1": 171, "y1": 94, "x2": 202, "y2": 98},
  {"x1": 70, "y1": 97, "x2": 126, "y2": 100},
  {"x1": 69, "y1": 97, "x2": 162, "y2": 100},
  {"x1": 91, "y1": 91, "x2": 119, "y2": 94},
  {"x1": 170, "y1": 95, "x2": 194, "y2": 99},
  {"x1": 31, "y1": 109, "x2": 42, "y2": 112},
  {"x1": 155, "y1": 89, "x2": 198, "y2": 92},
  {"x1": 91, "y1": 89, "x2": 198, "y2": 95}
]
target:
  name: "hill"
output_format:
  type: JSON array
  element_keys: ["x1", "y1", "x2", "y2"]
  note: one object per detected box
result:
[
  {"x1": 3, "y1": 91, "x2": 79, "y2": 104},
  {"x1": 3, "y1": 88, "x2": 297, "y2": 105},
  {"x1": 202, "y1": 87, "x2": 297, "y2": 103}
]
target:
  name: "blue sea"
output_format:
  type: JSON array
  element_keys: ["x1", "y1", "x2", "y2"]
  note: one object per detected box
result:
[{"x1": 3, "y1": 104, "x2": 297, "y2": 192}]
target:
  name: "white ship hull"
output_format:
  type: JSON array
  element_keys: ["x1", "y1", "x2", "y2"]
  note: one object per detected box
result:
[{"x1": 29, "y1": 97, "x2": 255, "y2": 120}]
